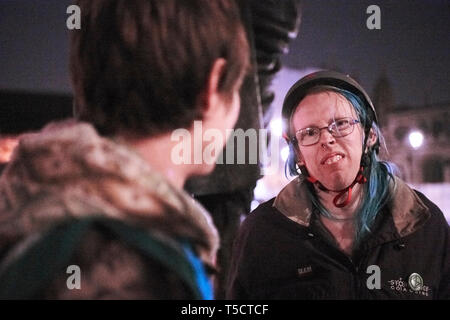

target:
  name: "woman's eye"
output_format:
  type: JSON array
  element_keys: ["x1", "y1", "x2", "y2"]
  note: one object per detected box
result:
[{"x1": 336, "y1": 119, "x2": 349, "y2": 127}]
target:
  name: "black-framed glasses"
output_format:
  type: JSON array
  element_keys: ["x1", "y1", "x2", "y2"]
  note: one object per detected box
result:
[{"x1": 294, "y1": 117, "x2": 360, "y2": 146}]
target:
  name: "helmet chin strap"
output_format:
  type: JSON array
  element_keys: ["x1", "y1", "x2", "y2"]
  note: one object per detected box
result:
[{"x1": 306, "y1": 166, "x2": 367, "y2": 208}]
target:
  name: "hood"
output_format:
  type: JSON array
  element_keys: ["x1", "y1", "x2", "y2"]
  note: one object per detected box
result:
[{"x1": 0, "y1": 120, "x2": 219, "y2": 266}]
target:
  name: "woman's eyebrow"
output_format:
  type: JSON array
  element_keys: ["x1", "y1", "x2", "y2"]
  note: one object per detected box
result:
[
  {"x1": 300, "y1": 116, "x2": 347, "y2": 129},
  {"x1": 329, "y1": 113, "x2": 352, "y2": 123}
]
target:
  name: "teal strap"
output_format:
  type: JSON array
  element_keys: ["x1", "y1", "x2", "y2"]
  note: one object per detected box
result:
[{"x1": 0, "y1": 217, "x2": 213, "y2": 299}]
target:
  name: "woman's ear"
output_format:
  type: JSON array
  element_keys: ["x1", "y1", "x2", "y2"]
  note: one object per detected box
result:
[
  {"x1": 296, "y1": 150, "x2": 310, "y2": 176},
  {"x1": 298, "y1": 156, "x2": 305, "y2": 166},
  {"x1": 294, "y1": 145, "x2": 305, "y2": 166},
  {"x1": 365, "y1": 128, "x2": 378, "y2": 151}
]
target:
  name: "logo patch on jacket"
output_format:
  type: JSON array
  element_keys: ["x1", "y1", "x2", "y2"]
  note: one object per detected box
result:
[
  {"x1": 297, "y1": 265, "x2": 313, "y2": 277},
  {"x1": 388, "y1": 273, "x2": 431, "y2": 297},
  {"x1": 408, "y1": 273, "x2": 423, "y2": 291}
]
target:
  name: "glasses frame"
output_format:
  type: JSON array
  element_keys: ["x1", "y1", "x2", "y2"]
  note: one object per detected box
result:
[{"x1": 294, "y1": 117, "x2": 360, "y2": 146}]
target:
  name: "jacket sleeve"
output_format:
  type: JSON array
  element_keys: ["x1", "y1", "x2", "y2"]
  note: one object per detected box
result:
[
  {"x1": 226, "y1": 215, "x2": 258, "y2": 299},
  {"x1": 437, "y1": 216, "x2": 450, "y2": 299},
  {"x1": 416, "y1": 191, "x2": 450, "y2": 299}
]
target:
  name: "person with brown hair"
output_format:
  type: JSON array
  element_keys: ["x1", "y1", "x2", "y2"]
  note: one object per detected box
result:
[{"x1": 0, "y1": 0, "x2": 249, "y2": 299}]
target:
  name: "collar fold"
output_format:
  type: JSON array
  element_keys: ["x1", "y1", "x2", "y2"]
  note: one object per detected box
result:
[{"x1": 273, "y1": 175, "x2": 430, "y2": 238}]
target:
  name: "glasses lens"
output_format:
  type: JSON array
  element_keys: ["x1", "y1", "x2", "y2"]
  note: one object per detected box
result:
[
  {"x1": 331, "y1": 118, "x2": 353, "y2": 137},
  {"x1": 297, "y1": 127, "x2": 319, "y2": 146}
]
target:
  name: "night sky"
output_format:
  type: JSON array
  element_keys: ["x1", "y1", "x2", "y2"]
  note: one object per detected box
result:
[
  {"x1": 282, "y1": 0, "x2": 450, "y2": 107},
  {"x1": 1, "y1": 0, "x2": 449, "y2": 107}
]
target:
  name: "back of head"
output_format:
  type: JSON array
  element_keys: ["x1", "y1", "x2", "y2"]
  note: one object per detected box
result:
[{"x1": 70, "y1": 0, "x2": 249, "y2": 137}]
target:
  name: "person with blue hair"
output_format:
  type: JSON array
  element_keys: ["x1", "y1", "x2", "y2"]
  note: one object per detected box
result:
[{"x1": 227, "y1": 70, "x2": 449, "y2": 299}]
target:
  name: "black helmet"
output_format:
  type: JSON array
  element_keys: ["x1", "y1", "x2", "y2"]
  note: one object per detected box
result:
[{"x1": 281, "y1": 70, "x2": 378, "y2": 148}]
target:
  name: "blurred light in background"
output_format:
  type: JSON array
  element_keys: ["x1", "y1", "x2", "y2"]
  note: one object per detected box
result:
[
  {"x1": 269, "y1": 118, "x2": 283, "y2": 137},
  {"x1": 408, "y1": 131, "x2": 424, "y2": 149},
  {"x1": 0, "y1": 136, "x2": 19, "y2": 163},
  {"x1": 281, "y1": 145, "x2": 290, "y2": 162},
  {"x1": 253, "y1": 178, "x2": 270, "y2": 204}
]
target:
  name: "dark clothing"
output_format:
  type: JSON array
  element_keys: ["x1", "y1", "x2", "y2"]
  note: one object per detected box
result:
[
  {"x1": 227, "y1": 177, "x2": 450, "y2": 299},
  {"x1": 194, "y1": 191, "x2": 252, "y2": 299}
]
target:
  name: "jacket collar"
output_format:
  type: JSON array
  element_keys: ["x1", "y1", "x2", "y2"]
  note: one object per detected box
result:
[
  {"x1": 273, "y1": 177, "x2": 313, "y2": 227},
  {"x1": 273, "y1": 175, "x2": 430, "y2": 238}
]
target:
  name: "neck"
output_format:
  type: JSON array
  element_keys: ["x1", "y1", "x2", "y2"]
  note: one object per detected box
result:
[
  {"x1": 117, "y1": 132, "x2": 196, "y2": 190},
  {"x1": 315, "y1": 183, "x2": 364, "y2": 220},
  {"x1": 316, "y1": 184, "x2": 364, "y2": 255}
]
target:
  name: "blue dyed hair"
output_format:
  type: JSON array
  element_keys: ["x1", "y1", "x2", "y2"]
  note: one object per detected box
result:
[{"x1": 285, "y1": 88, "x2": 396, "y2": 245}]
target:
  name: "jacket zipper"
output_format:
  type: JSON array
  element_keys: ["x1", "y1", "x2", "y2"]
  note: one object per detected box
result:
[{"x1": 309, "y1": 231, "x2": 361, "y2": 298}]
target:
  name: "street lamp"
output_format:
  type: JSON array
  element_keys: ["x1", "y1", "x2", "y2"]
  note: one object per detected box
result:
[
  {"x1": 407, "y1": 130, "x2": 424, "y2": 182},
  {"x1": 408, "y1": 131, "x2": 424, "y2": 149}
]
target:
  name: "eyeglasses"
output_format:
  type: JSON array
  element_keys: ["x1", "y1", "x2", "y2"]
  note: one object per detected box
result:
[{"x1": 294, "y1": 117, "x2": 360, "y2": 146}]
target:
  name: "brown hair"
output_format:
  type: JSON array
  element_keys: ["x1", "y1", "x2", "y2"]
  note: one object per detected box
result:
[{"x1": 70, "y1": 0, "x2": 249, "y2": 136}]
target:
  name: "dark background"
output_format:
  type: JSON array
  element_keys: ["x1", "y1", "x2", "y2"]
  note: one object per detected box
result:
[
  {"x1": 1, "y1": 0, "x2": 449, "y2": 107},
  {"x1": 282, "y1": 0, "x2": 450, "y2": 107}
]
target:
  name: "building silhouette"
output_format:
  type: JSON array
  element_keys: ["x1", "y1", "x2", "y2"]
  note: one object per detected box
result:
[{"x1": 373, "y1": 76, "x2": 450, "y2": 184}]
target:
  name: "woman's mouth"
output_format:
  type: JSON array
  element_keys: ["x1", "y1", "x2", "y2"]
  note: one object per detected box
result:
[{"x1": 321, "y1": 153, "x2": 345, "y2": 165}]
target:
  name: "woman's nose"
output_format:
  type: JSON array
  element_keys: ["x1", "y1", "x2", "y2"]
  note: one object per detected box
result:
[{"x1": 319, "y1": 128, "x2": 336, "y2": 145}]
